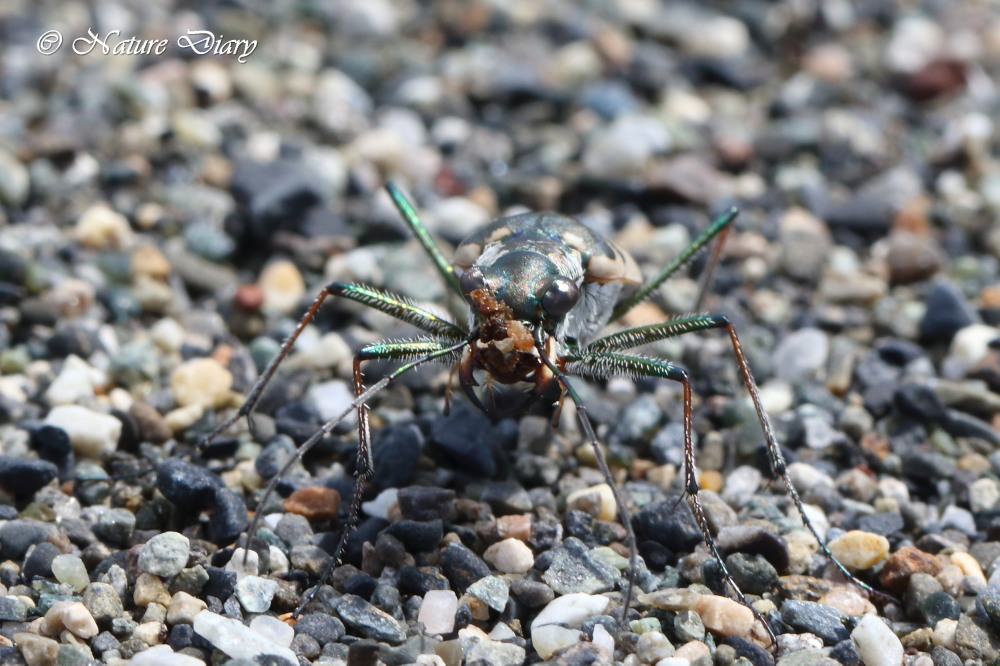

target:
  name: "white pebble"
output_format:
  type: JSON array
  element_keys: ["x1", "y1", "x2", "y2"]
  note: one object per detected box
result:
[
  {"x1": 772, "y1": 327, "x2": 829, "y2": 381},
  {"x1": 128, "y1": 644, "x2": 206, "y2": 666},
  {"x1": 721, "y1": 466, "x2": 762, "y2": 508},
  {"x1": 592, "y1": 623, "x2": 615, "y2": 658},
  {"x1": 193, "y1": 610, "x2": 297, "y2": 663},
  {"x1": 134, "y1": 620, "x2": 167, "y2": 645},
  {"x1": 362, "y1": 488, "x2": 398, "y2": 520},
  {"x1": 268, "y1": 546, "x2": 289, "y2": 574},
  {"x1": 51, "y1": 555, "x2": 89, "y2": 592},
  {"x1": 226, "y1": 548, "x2": 260, "y2": 578},
  {"x1": 759, "y1": 380, "x2": 794, "y2": 414},
  {"x1": 166, "y1": 592, "x2": 207, "y2": 625},
  {"x1": 483, "y1": 538, "x2": 534, "y2": 574},
  {"x1": 945, "y1": 324, "x2": 999, "y2": 378},
  {"x1": 45, "y1": 355, "x2": 101, "y2": 405},
  {"x1": 932, "y1": 618, "x2": 957, "y2": 649},
  {"x1": 566, "y1": 483, "x2": 617, "y2": 522},
  {"x1": 249, "y1": 614, "x2": 294, "y2": 647},
  {"x1": 530, "y1": 594, "x2": 612, "y2": 659},
  {"x1": 42, "y1": 601, "x2": 98, "y2": 639},
  {"x1": 531, "y1": 624, "x2": 583, "y2": 660},
  {"x1": 235, "y1": 576, "x2": 278, "y2": 613},
  {"x1": 258, "y1": 259, "x2": 305, "y2": 315},
  {"x1": 138, "y1": 532, "x2": 190, "y2": 577},
  {"x1": 418, "y1": 590, "x2": 458, "y2": 635},
  {"x1": 851, "y1": 614, "x2": 902, "y2": 666},
  {"x1": 45, "y1": 405, "x2": 121, "y2": 458},
  {"x1": 150, "y1": 318, "x2": 185, "y2": 353},
  {"x1": 786, "y1": 462, "x2": 834, "y2": 490},
  {"x1": 531, "y1": 593, "x2": 610, "y2": 631},
  {"x1": 308, "y1": 380, "x2": 355, "y2": 422},
  {"x1": 75, "y1": 204, "x2": 135, "y2": 249},
  {"x1": 970, "y1": 478, "x2": 1000, "y2": 512},
  {"x1": 170, "y1": 358, "x2": 233, "y2": 409}
]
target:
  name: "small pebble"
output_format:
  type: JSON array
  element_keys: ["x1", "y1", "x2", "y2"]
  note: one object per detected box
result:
[
  {"x1": 166, "y1": 592, "x2": 207, "y2": 625},
  {"x1": 693, "y1": 594, "x2": 754, "y2": 637},
  {"x1": 44, "y1": 405, "x2": 121, "y2": 458},
  {"x1": 565, "y1": 483, "x2": 616, "y2": 521},
  {"x1": 418, "y1": 590, "x2": 458, "y2": 635},
  {"x1": 75, "y1": 204, "x2": 134, "y2": 249},
  {"x1": 170, "y1": 358, "x2": 233, "y2": 409},
  {"x1": 284, "y1": 486, "x2": 340, "y2": 521},
  {"x1": 826, "y1": 531, "x2": 890, "y2": 570},
  {"x1": 193, "y1": 610, "x2": 298, "y2": 663},
  {"x1": 483, "y1": 538, "x2": 534, "y2": 574},
  {"x1": 42, "y1": 600, "x2": 99, "y2": 639},
  {"x1": 851, "y1": 614, "x2": 903, "y2": 666},
  {"x1": 336, "y1": 593, "x2": 407, "y2": 643},
  {"x1": 258, "y1": 259, "x2": 306, "y2": 315},
  {"x1": 138, "y1": 532, "x2": 191, "y2": 577}
]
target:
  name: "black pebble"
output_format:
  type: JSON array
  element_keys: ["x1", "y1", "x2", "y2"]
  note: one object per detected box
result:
[
  {"x1": 371, "y1": 424, "x2": 423, "y2": 489},
  {"x1": 91, "y1": 632, "x2": 122, "y2": 657},
  {"x1": 0, "y1": 247, "x2": 27, "y2": 285},
  {"x1": 722, "y1": 636, "x2": 774, "y2": 666},
  {"x1": 0, "y1": 456, "x2": 58, "y2": 496},
  {"x1": 294, "y1": 613, "x2": 346, "y2": 644},
  {"x1": 255, "y1": 435, "x2": 297, "y2": 479},
  {"x1": 342, "y1": 573, "x2": 378, "y2": 600},
  {"x1": 156, "y1": 458, "x2": 224, "y2": 511},
  {"x1": 631, "y1": 495, "x2": 703, "y2": 552},
  {"x1": 342, "y1": 517, "x2": 390, "y2": 566},
  {"x1": 857, "y1": 512, "x2": 904, "y2": 537},
  {"x1": 30, "y1": 425, "x2": 72, "y2": 463},
  {"x1": 930, "y1": 646, "x2": 963, "y2": 666},
  {"x1": 230, "y1": 159, "x2": 326, "y2": 245},
  {"x1": 894, "y1": 383, "x2": 948, "y2": 424},
  {"x1": 725, "y1": 552, "x2": 778, "y2": 595},
  {"x1": 828, "y1": 639, "x2": 861, "y2": 666},
  {"x1": 431, "y1": 406, "x2": 510, "y2": 478},
  {"x1": 398, "y1": 565, "x2": 450, "y2": 596},
  {"x1": 383, "y1": 519, "x2": 443, "y2": 553},
  {"x1": 207, "y1": 488, "x2": 249, "y2": 545},
  {"x1": 716, "y1": 526, "x2": 790, "y2": 574},
  {"x1": 274, "y1": 400, "x2": 321, "y2": 444},
  {"x1": 396, "y1": 486, "x2": 456, "y2": 522},
  {"x1": 202, "y1": 566, "x2": 237, "y2": 600},
  {"x1": 439, "y1": 542, "x2": 490, "y2": 592},
  {"x1": 167, "y1": 624, "x2": 194, "y2": 651},
  {"x1": 919, "y1": 281, "x2": 979, "y2": 344},
  {"x1": 942, "y1": 410, "x2": 1000, "y2": 446},
  {"x1": 0, "y1": 520, "x2": 56, "y2": 560},
  {"x1": 780, "y1": 600, "x2": 849, "y2": 645},
  {"x1": 22, "y1": 541, "x2": 60, "y2": 580},
  {"x1": 922, "y1": 591, "x2": 961, "y2": 625}
]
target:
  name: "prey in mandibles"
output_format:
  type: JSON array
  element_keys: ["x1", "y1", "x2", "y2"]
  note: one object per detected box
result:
[{"x1": 203, "y1": 182, "x2": 889, "y2": 641}]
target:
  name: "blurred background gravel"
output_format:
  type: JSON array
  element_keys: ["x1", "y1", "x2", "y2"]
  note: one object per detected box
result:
[{"x1": 1, "y1": 1, "x2": 1000, "y2": 664}]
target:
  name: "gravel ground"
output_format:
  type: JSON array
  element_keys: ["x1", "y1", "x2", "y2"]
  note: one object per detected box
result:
[{"x1": 1, "y1": 1, "x2": 1000, "y2": 665}]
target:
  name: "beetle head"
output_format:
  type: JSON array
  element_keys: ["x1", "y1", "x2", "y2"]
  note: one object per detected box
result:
[{"x1": 460, "y1": 250, "x2": 581, "y2": 329}]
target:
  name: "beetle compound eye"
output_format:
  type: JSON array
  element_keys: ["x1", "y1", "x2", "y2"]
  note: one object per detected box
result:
[
  {"x1": 460, "y1": 266, "x2": 487, "y2": 296},
  {"x1": 540, "y1": 276, "x2": 579, "y2": 317}
]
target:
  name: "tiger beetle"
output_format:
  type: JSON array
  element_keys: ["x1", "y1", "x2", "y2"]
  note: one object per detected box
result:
[{"x1": 203, "y1": 182, "x2": 890, "y2": 642}]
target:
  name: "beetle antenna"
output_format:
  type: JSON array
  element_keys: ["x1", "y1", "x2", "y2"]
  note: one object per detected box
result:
[{"x1": 534, "y1": 328, "x2": 638, "y2": 627}]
